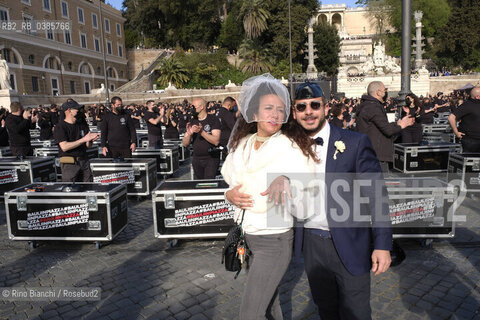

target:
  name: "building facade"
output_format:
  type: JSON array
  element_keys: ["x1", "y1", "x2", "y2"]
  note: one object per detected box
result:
[{"x1": 0, "y1": 0, "x2": 127, "y2": 96}]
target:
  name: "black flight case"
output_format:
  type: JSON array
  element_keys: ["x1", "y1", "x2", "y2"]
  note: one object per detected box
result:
[
  {"x1": 132, "y1": 147, "x2": 179, "y2": 176},
  {"x1": 4, "y1": 183, "x2": 128, "y2": 249},
  {"x1": 447, "y1": 153, "x2": 480, "y2": 195},
  {"x1": 0, "y1": 157, "x2": 57, "y2": 199},
  {"x1": 152, "y1": 179, "x2": 235, "y2": 246},
  {"x1": 393, "y1": 142, "x2": 461, "y2": 174},
  {"x1": 90, "y1": 158, "x2": 157, "y2": 197}
]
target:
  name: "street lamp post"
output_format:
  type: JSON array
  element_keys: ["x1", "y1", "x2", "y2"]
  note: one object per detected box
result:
[
  {"x1": 288, "y1": 0, "x2": 294, "y2": 97},
  {"x1": 98, "y1": 0, "x2": 110, "y2": 106},
  {"x1": 398, "y1": 0, "x2": 412, "y2": 116}
]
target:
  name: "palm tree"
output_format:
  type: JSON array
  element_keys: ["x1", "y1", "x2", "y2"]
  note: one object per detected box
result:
[
  {"x1": 155, "y1": 58, "x2": 190, "y2": 88},
  {"x1": 239, "y1": 0, "x2": 270, "y2": 39},
  {"x1": 239, "y1": 39, "x2": 273, "y2": 74}
]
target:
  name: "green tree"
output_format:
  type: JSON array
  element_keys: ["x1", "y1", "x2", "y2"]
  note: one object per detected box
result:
[
  {"x1": 356, "y1": 0, "x2": 450, "y2": 56},
  {"x1": 239, "y1": 0, "x2": 270, "y2": 39},
  {"x1": 312, "y1": 22, "x2": 341, "y2": 76},
  {"x1": 238, "y1": 39, "x2": 273, "y2": 74},
  {"x1": 433, "y1": 0, "x2": 480, "y2": 71},
  {"x1": 156, "y1": 58, "x2": 190, "y2": 88},
  {"x1": 270, "y1": 59, "x2": 302, "y2": 79},
  {"x1": 123, "y1": 0, "x2": 165, "y2": 47},
  {"x1": 217, "y1": 1, "x2": 244, "y2": 52}
]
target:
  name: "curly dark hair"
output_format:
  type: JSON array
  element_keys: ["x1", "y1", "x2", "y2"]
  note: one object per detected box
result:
[{"x1": 229, "y1": 114, "x2": 319, "y2": 163}]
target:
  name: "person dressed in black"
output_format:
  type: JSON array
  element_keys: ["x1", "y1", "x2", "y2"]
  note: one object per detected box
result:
[
  {"x1": 401, "y1": 94, "x2": 423, "y2": 144},
  {"x1": 143, "y1": 100, "x2": 166, "y2": 148},
  {"x1": 128, "y1": 104, "x2": 142, "y2": 129},
  {"x1": 330, "y1": 103, "x2": 347, "y2": 128},
  {"x1": 0, "y1": 108, "x2": 9, "y2": 147},
  {"x1": 217, "y1": 96, "x2": 237, "y2": 147},
  {"x1": 356, "y1": 81, "x2": 414, "y2": 174},
  {"x1": 54, "y1": 100, "x2": 100, "y2": 182},
  {"x1": 100, "y1": 96, "x2": 137, "y2": 158},
  {"x1": 38, "y1": 107, "x2": 54, "y2": 140},
  {"x1": 182, "y1": 98, "x2": 221, "y2": 179},
  {"x1": 5, "y1": 102, "x2": 37, "y2": 157},
  {"x1": 164, "y1": 106, "x2": 179, "y2": 140},
  {"x1": 449, "y1": 86, "x2": 480, "y2": 152}
]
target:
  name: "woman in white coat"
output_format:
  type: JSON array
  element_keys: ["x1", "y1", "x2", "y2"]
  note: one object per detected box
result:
[{"x1": 222, "y1": 74, "x2": 318, "y2": 320}]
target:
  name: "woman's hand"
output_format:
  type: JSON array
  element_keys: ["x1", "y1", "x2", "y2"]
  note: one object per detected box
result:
[
  {"x1": 260, "y1": 175, "x2": 291, "y2": 206},
  {"x1": 226, "y1": 185, "x2": 253, "y2": 209}
]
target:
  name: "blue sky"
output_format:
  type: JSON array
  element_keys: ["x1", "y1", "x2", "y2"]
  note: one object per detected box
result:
[{"x1": 106, "y1": 0, "x2": 360, "y2": 12}]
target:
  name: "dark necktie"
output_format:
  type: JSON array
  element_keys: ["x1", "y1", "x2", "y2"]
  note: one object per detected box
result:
[{"x1": 314, "y1": 137, "x2": 324, "y2": 146}]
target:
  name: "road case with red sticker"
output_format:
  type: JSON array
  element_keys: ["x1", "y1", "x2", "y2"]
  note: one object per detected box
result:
[
  {"x1": 386, "y1": 177, "x2": 458, "y2": 238},
  {"x1": 4, "y1": 183, "x2": 128, "y2": 248},
  {"x1": 152, "y1": 179, "x2": 235, "y2": 241},
  {"x1": 0, "y1": 157, "x2": 57, "y2": 198},
  {"x1": 90, "y1": 158, "x2": 157, "y2": 196}
]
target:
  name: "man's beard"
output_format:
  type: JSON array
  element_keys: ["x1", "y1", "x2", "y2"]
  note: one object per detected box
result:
[{"x1": 304, "y1": 118, "x2": 326, "y2": 135}]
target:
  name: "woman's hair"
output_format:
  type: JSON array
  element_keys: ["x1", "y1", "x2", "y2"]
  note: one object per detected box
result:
[
  {"x1": 229, "y1": 113, "x2": 319, "y2": 163},
  {"x1": 406, "y1": 93, "x2": 423, "y2": 108}
]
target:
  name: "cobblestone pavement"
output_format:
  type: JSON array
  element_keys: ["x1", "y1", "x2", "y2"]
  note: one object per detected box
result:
[{"x1": 0, "y1": 165, "x2": 479, "y2": 319}]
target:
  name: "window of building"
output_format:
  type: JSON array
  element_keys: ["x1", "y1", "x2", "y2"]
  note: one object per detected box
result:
[
  {"x1": 46, "y1": 28, "x2": 54, "y2": 40},
  {"x1": 2, "y1": 49, "x2": 18, "y2": 64},
  {"x1": 120, "y1": 71, "x2": 124, "y2": 78},
  {"x1": 43, "y1": 0, "x2": 51, "y2": 12},
  {"x1": 92, "y1": 13, "x2": 98, "y2": 29},
  {"x1": 44, "y1": 57, "x2": 60, "y2": 70},
  {"x1": 28, "y1": 55, "x2": 34, "y2": 64},
  {"x1": 10, "y1": 74, "x2": 15, "y2": 91},
  {"x1": 80, "y1": 33, "x2": 87, "y2": 49},
  {"x1": 78, "y1": 7, "x2": 84, "y2": 24},
  {"x1": 23, "y1": 14, "x2": 33, "y2": 35},
  {"x1": 21, "y1": 0, "x2": 31, "y2": 5},
  {"x1": 110, "y1": 84, "x2": 115, "y2": 91},
  {"x1": 67, "y1": 61, "x2": 72, "y2": 70},
  {"x1": 61, "y1": 1, "x2": 68, "y2": 18},
  {"x1": 116, "y1": 23, "x2": 121, "y2": 36},
  {"x1": 107, "y1": 41, "x2": 112, "y2": 55},
  {"x1": 80, "y1": 64, "x2": 91, "y2": 74},
  {"x1": 107, "y1": 68, "x2": 113, "y2": 78},
  {"x1": 0, "y1": 7, "x2": 8, "y2": 21},
  {"x1": 70, "y1": 80, "x2": 75, "y2": 94},
  {"x1": 51, "y1": 77, "x2": 59, "y2": 96},
  {"x1": 94, "y1": 37, "x2": 100, "y2": 52},
  {"x1": 118, "y1": 44, "x2": 123, "y2": 57},
  {"x1": 84, "y1": 81, "x2": 90, "y2": 94},
  {"x1": 64, "y1": 30, "x2": 71, "y2": 45},
  {"x1": 96, "y1": 67, "x2": 101, "y2": 75},
  {"x1": 32, "y1": 76, "x2": 39, "y2": 92},
  {"x1": 104, "y1": 18, "x2": 110, "y2": 33}
]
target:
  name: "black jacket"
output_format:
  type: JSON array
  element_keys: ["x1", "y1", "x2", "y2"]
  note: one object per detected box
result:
[
  {"x1": 5, "y1": 114, "x2": 35, "y2": 147},
  {"x1": 355, "y1": 95, "x2": 402, "y2": 162}
]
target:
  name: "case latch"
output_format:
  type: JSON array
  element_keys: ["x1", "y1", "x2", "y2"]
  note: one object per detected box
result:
[
  {"x1": 86, "y1": 195, "x2": 98, "y2": 211},
  {"x1": 133, "y1": 166, "x2": 140, "y2": 176},
  {"x1": 472, "y1": 160, "x2": 480, "y2": 171},
  {"x1": 432, "y1": 190, "x2": 444, "y2": 207},
  {"x1": 165, "y1": 193, "x2": 175, "y2": 209},
  {"x1": 17, "y1": 195, "x2": 27, "y2": 211}
]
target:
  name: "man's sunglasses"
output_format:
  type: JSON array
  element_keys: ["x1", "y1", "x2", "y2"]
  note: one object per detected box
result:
[{"x1": 295, "y1": 101, "x2": 323, "y2": 112}]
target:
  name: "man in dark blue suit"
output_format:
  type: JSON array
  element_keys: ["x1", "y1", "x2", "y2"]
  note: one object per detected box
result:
[{"x1": 293, "y1": 83, "x2": 392, "y2": 320}]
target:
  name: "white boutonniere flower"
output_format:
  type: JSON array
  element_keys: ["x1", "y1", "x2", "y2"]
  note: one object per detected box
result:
[{"x1": 333, "y1": 141, "x2": 346, "y2": 159}]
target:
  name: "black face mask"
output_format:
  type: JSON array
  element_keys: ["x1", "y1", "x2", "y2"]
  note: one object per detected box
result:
[
  {"x1": 382, "y1": 91, "x2": 388, "y2": 101},
  {"x1": 152, "y1": 107, "x2": 159, "y2": 113},
  {"x1": 115, "y1": 107, "x2": 125, "y2": 114},
  {"x1": 406, "y1": 99, "x2": 412, "y2": 107}
]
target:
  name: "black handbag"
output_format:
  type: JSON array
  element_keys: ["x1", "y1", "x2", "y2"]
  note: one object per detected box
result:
[{"x1": 222, "y1": 210, "x2": 249, "y2": 279}]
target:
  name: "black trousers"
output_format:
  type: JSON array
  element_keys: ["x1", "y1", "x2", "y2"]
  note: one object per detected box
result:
[
  {"x1": 61, "y1": 159, "x2": 92, "y2": 182},
  {"x1": 148, "y1": 134, "x2": 164, "y2": 149},
  {"x1": 461, "y1": 137, "x2": 480, "y2": 153},
  {"x1": 401, "y1": 125, "x2": 423, "y2": 143},
  {"x1": 192, "y1": 157, "x2": 220, "y2": 179},
  {"x1": 303, "y1": 229, "x2": 372, "y2": 320},
  {"x1": 10, "y1": 146, "x2": 33, "y2": 157},
  {"x1": 108, "y1": 147, "x2": 132, "y2": 158}
]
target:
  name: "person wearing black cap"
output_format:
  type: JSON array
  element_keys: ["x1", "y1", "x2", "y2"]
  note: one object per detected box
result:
[
  {"x1": 5, "y1": 101, "x2": 37, "y2": 157},
  {"x1": 54, "y1": 100, "x2": 100, "y2": 182},
  {"x1": 100, "y1": 96, "x2": 136, "y2": 158},
  {"x1": 355, "y1": 81, "x2": 414, "y2": 173},
  {"x1": 267, "y1": 82, "x2": 392, "y2": 320}
]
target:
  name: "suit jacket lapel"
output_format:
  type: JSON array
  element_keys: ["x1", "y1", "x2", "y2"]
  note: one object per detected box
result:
[{"x1": 326, "y1": 125, "x2": 342, "y2": 173}]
